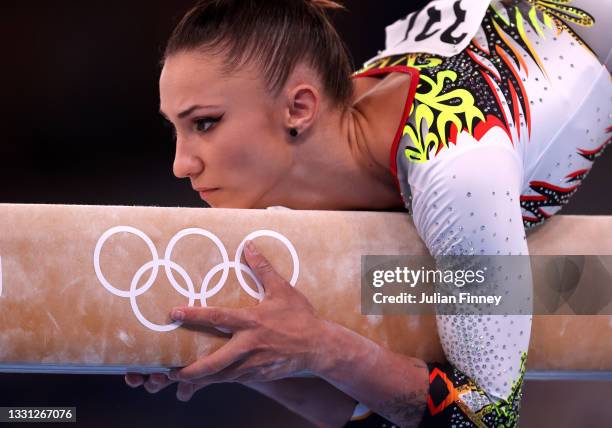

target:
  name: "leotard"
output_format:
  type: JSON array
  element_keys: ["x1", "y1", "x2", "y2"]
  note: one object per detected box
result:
[{"x1": 344, "y1": 0, "x2": 611, "y2": 426}]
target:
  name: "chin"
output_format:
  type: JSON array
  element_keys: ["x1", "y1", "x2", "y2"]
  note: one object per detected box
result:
[
  {"x1": 207, "y1": 197, "x2": 256, "y2": 210},
  {"x1": 208, "y1": 188, "x2": 277, "y2": 210}
]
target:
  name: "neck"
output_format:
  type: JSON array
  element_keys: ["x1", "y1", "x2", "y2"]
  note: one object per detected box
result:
[{"x1": 270, "y1": 103, "x2": 404, "y2": 211}]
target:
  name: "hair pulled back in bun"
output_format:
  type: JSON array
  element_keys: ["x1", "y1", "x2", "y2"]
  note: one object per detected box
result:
[{"x1": 164, "y1": 0, "x2": 354, "y2": 110}]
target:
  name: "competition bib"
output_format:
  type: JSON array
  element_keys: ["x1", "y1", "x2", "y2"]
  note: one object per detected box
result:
[{"x1": 365, "y1": 0, "x2": 491, "y2": 64}]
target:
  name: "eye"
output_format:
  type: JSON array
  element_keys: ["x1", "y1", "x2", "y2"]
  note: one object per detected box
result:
[{"x1": 193, "y1": 114, "x2": 223, "y2": 133}]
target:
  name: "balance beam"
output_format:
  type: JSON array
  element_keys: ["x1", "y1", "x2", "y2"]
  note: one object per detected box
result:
[{"x1": 0, "y1": 204, "x2": 610, "y2": 373}]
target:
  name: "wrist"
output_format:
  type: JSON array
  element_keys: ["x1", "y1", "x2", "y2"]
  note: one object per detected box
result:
[
  {"x1": 308, "y1": 318, "x2": 378, "y2": 380},
  {"x1": 305, "y1": 317, "x2": 334, "y2": 375}
]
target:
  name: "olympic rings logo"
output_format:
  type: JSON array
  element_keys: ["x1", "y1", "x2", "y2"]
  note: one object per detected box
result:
[{"x1": 93, "y1": 226, "x2": 299, "y2": 333}]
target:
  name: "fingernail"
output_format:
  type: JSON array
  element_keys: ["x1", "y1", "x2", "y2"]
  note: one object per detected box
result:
[
  {"x1": 168, "y1": 370, "x2": 179, "y2": 381},
  {"x1": 145, "y1": 384, "x2": 160, "y2": 394},
  {"x1": 150, "y1": 374, "x2": 163, "y2": 384},
  {"x1": 171, "y1": 309, "x2": 184, "y2": 321},
  {"x1": 126, "y1": 376, "x2": 142, "y2": 388}
]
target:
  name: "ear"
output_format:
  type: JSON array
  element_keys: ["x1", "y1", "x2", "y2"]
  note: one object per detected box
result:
[{"x1": 285, "y1": 84, "x2": 320, "y2": 134}]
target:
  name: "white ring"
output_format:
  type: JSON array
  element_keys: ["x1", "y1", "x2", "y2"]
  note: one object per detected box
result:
[
  {"x1": 94, "y1": 226, "x2": 300, "y2": 332},
  {"x1": 234, "y1": 230, "x2": 300, "y2": 300},
  {"x1": 163, "y1": 228, "x2": 230, "y2": 300},
  {"x1": 130, "y1": 259, "x2": 195, "y2": 332},
  {"x1": 200, "y1": 262, "x2": 260, "y2": 304},
  {"x1": 94, "y1": 226, "x2": 159, "y2": 298}
]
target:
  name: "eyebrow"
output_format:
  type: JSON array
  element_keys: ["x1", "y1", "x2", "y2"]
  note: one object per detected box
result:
[{"x1": 159, "y1": 105, "x2": 221, "y2": 120}]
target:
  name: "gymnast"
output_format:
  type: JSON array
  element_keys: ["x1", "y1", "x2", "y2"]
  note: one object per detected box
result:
[{"x1": 124, "y1": 0, "x2": 611, "y2": 426}]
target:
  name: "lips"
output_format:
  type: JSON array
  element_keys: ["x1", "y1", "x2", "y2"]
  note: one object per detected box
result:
[{"x1": 196, "y1": 187, "x2": 220, "y2": 200}]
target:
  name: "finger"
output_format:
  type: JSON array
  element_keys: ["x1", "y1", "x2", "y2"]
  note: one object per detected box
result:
[
  {"x1": 170, "y1": 338, "x2": 251, "y2": 381},
  {"x1": 243, "y1": 240, "x2": 285, "y2": 296},
  {"x1": 170, "y1": 306, "x2": 253, "y2": 331},
  {"x1": 176, "y1": 378, "x2": 227, "y2": 402},
  {"x1": 185, "y1": 359, "x2": 253, "y2": 385},
  {"x1": 149, "y1": 373, "x2": 169, "y2": 385},
  {"x1": 125, "y1": 374, "x2": 145, "y2": 388},
  {"x1": 176, "y1": 382, "x2": 196, "y2": 402},
  {"x1": 177, "y1": 382, "x2": 215, "y2": 402},
  {"x1": 174, "y1": 370, "x2": 247, "y2": 403},
  {"x1": 203, "y1": 359, "x2": 283, "y2": 384},
  {"x1": 144, "y1": 373, "x2": 175, "y2": 394}
]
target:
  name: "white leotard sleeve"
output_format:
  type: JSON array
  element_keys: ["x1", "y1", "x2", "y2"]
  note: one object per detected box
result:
[{"x1": 409, "y1": 128, "x2": 532, "y2": 411}]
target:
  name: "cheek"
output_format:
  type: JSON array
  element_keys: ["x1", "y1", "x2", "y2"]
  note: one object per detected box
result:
[
  {"x1": 205, "y1": 125, "x2": 258, "y2": 174},
  {"x1": 217, "y1": 121, "x2": 287, "y2": 181},
  {"x1": 216, "y1": 142, "x2": 255, "y2": 171}
]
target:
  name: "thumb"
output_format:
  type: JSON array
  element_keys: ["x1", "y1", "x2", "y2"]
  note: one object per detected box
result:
[{"x1": 243, "y1": 240, "x2": 285, "y2": 296}]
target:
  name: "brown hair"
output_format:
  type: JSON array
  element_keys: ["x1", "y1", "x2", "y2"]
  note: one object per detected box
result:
[{"x1": 163, "y1": 0, "x2": 354, "y2": 110}]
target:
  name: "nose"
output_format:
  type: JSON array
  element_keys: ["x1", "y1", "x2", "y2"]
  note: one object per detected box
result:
[{"x1": 172, "y1": 137, "x2": 203, "y2": 179}]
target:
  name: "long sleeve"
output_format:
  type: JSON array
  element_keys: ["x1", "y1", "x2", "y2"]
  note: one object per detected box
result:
[
  {"x1": 409, "y1": 132, "x2": 532, "y2": 427},
  {"x1": 344, "y1": 134, "x2": 533, "y2": 428}
]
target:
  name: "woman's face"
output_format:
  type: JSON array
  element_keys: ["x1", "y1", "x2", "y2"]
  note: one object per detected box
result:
[{"x1": 159, "y1": 51, "x2": 294, "y2": 208}]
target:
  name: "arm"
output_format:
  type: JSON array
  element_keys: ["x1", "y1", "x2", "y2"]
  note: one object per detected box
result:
[
  {"x1": 405, "y1": 137, "x2": 533, "y2": 426},
  {"x1": 330, "y1": 138, "x2": 533, "y2": 428},
  {"x1": 311, "y1": 321, "x2": 430, "y2": 427},
  {"x1": 248, "y1": 324, "x2": 431, "y2": 428}
]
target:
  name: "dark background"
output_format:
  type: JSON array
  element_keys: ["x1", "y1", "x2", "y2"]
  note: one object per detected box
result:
[{"x1": 0, "y1": 1, "x2": 610, "y2": 427}]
